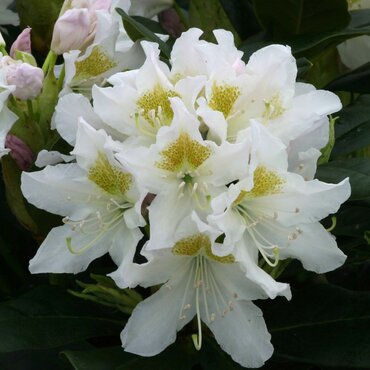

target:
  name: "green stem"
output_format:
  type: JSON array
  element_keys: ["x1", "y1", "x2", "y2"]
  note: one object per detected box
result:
[
  {"x1": 57, "y1": 64, "x2": 66, "y2": 91},
  {"x1": 42, "y1": 51, "x2": 58, "y2": 75}
]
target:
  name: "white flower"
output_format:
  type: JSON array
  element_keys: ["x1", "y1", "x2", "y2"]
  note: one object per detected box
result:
[
  {"x1": 196, "y1": 41, "x2": 341, "y2": 147},
  {"x1": 0, "y1": 0, "x2": 19, "y2": 31},
  {"x1": 115, "y1": 216, "x2": 275, "y2": 368},
  {"x1": 92, "y1": 41, "x2": 205, "y2": 146},
  {"x1": 117, "y1": 97, "x2": 249, "y2": 250},
  {"x1": 21, "y1": 121, "x2": 145, "y2": 274},
  {"x1": 208, "y1": 122, "x2": 350, "y2": 298},
  {"x1": 60, "y1": 0, "x2": 144, "y2": 96}
]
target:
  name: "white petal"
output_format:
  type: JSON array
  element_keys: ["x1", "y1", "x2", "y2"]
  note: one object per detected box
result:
[
  {"x1": 121, "y1": 259, "x2": 195, "y2": 356},
  {"x1": 235, "y1": 239, "x2": 291, "y2": 299},
  {"x1": 279, "y1": 222, "x2": 347, "y2": 273},
  {"x1": 29, "y1": 224, "x2": 113, "y2": 274},
  {"x1": 251, "y1": 175, "x2": 350, "y2": 226},
  {"x1": 53, "y1": 93, "x2": 105, "y2": 145},
  {"x1": 21, "y1": 163, "x2": 97, "y2": 220},
  {"x1": 208, "y1": 300, "x2": 273, "y2": 368}
]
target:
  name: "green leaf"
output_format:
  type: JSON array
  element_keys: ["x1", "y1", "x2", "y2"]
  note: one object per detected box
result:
[
  {"x1": 334, "y1": 205, "x2": 370, "y2": 238},
  {"x1": 253, "y1": 0, "x2": 349, "y2": 39},
  {"x1": 62, "y1": 346, "x2": 135, "y2": 370},
  {"x1": 330, "y1": 95, "x2": 370, "y2": 157},
  {"x1": 0, "y1": 285, "x2": 124, "y2": 352},
  {"x1": 326, "y1": 62, "x2": 370, "y2": 94},
  {"x1": 115, "y1": 8, "x2": 171, "y2": 59},
  {"x1": 219, "y1": 0, "x2": 261, "y2": 40},
  {"x1": 189, "y1": 0, "x2": 241, "y2": 45},
  {"x1": 241, "y1": 9, "x2": 370, "y2": 60},
  {"x1": 296, "y1": 57, "x2": 312, "y2": 79},
  {"x1": 316, "y1": 158, "x2": 370, "y2": 200},
  {"x1": 116, "y1": 337, "x2": 200, "y2": 370},
  {"x1": 263, "y1": 284, "x2": 370, "y2": 367}
]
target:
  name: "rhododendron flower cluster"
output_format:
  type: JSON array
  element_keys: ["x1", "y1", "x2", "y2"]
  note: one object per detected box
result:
[{"x1": 19, "y1": 25, "x2": 350, "y2": 368}]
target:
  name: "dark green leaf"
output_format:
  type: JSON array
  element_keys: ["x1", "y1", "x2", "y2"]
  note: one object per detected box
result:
[
  {"x1": 241, "y1": 9, "x2": 370, "y2": 60},
  {"x1": 116, "y1": 337, "x2": 200, "y2": 370},
  {"x1": 264, "y1": 284, "x2": 370, "y2": 367},
  {"x1": 62, "y1": 346, "x2": 135, "y2": 370},
  {"x1": 334, "y1": 206, "x2": 370, "y2": 238},
  {"x1": 253, "y1": 0, "x2": 349, "y2": 39},
  {"x1": 296, "y1": 57, "x2": 313, "y2": 78},
  {"x1": 115, "y1": 8, "x2": 171, "y2": 59},
  {"x1": 326, "y1": 62, "x2": 370, "y2": 93},
  {"x1": 189, "y1": 0, "x2": 241, "y2": 45},
  {"x1": 316, "y1": 158, "x2": 370, "y2": 200},
  {"x1": 327, "y1": 95, "x2": 370, "y2": 157},
  {"x1": 219, "y1": 0, "x2": 261, "y2": 40},
  {"x1": 0, "y1": 285, "x2": 123, "y2": 352}
]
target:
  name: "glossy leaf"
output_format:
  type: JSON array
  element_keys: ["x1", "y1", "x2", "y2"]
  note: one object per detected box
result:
[
  {"x1": 330, "y1": 95, "x2": 370, "y2": 157},
  {"x1": 263, "y1": 284, "x2": 370, "y2": 367},
  {"x1": 241, "y1": 9, "x2": 370, "y2": 59},
  {"x1": 115, "y1": 8, "x2": 171, "y2": 59},
  {"x1": 253, "y1": 0, "x2": 349, "y2": 39},
  {"x1": 326, "y1": 62, "x2": 370, "y2": 94},
  {"x1": 189, "y1": 0, "x2": 241, "y2": 45},
  {"x1": 316, "y1": 158, "x2": 370, "y2": 200},
  {"x1": 0, "y1": 285, "x2": 124, "y2": 352}
]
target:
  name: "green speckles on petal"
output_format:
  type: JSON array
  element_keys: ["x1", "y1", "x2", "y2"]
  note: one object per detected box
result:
[
  {"x1": 136, "y1": 84, "x2": 179, "y2": 126},
  {"x1": 172, "y1": 234, "x2": 235, "y2": 264},
  {"x1": 209, "y1": 83, "x2": 240, "y2": 118},
  {"x1": 233, "y1": 166, "x2": 284, "y2": 205},
  {"x1": 156, "y1": 132, "x2": 211, "y2": 172},
  {"x1": 75, "y1": 46, "x2": 117, "y2": 80},
  {"x1": 88, "y1": 152, "x2": 132, "y2": 195}
]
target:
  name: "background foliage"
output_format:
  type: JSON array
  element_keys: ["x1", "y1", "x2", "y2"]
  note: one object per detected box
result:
[{"x1": 1, "y1": 0, "x2": 370, "y2": 368}]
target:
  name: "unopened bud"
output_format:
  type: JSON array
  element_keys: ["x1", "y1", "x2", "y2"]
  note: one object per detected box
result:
[
  {"x1": 3, "y1": 58, "x2": 44, "y2": 100},
  {"x1": 51, "y1": 9, "x2": 91, "y2": 55},
  {"x1": 5, "y1": 134, "x2": 34, "y2": 171},
  {"x1": 51, "y1": 0, "x2": 112, "y2": 55},
  {"x1": 10, "y1": 27, "x2": 32, "y2": 58}
]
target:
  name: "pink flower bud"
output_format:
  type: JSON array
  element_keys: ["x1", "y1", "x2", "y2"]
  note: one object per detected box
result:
[
  {"x1": 5, "y1": 134, "x2": 34, "y2": 171},
  {"x1": 51, "y1": 8, "x2": 92, "y2": 55},
  {"x1": 6, "y1": 62, "x2": 44, "y2": 100},
  {"x1": 10, "y1": 27, "x2": 32, "y2": 58},
  {"x1": 158, "y1": 8, "x2": 184, "y2": 38}
]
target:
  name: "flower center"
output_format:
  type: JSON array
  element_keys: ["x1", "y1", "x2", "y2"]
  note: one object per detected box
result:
[
  {"x1": 156, "y1": 132, "x2": 212, "y2": 173},
  {"x1": 74, "y1": 46, "x2": 117, "y2": 80},
  {"x1": 208, "y1": 83, "x2": 240, "y2": 118},
  {"x1": 88, "y1": 152, "x2": 132, "y2": 196},
  {"x1": 233, "y1": 166, "x2": 284, "y2": 206},
  {"x1": 136, "y1": 84, "x2": 179, "y2": 127},
  {"x1": 262, "y1": 94, "x2": 285, "y2": 121},
  {"x1": 172, "y1": 233, "x2": 235, "y2": 263}
]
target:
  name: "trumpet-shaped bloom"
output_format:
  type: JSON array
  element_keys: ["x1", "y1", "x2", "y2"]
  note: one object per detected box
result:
[
  {"x1": 117, "y1": 97, "x2": 249, "y2": 250},
  {"x1": 92, "y1": 41, "x2": 205, "y2": 145},
  {"x1": 116, "y1": 216, "x2": 275, "y2": 368},
  {"x1": 197, "y1": 42, "x2": 341, "y2": 146},
  {"x1": 209, "y1": 122, "x2": 350, "y2": 298},
  {"x1": 21, "y1": 121, "x2": 145, "y2": 274}
]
